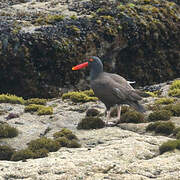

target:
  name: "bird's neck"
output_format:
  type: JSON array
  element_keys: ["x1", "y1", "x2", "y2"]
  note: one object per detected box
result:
[{"x1": 90, "y1": 66, "x2": 103, "y2": 80}]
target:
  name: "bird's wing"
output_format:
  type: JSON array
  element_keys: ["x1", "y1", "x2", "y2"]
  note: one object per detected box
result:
[
  {"x1": 112, "y1": 84, "x2": 142, "y2": 102},
  {"x1": 105, "y1": 73, "x2": 134, "y2": 90}
]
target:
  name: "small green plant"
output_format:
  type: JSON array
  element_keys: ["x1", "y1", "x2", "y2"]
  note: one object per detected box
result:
[
  {"x1": 11, "y1": 149, "x2": 35, "y2": 161},
  {"x1": 37, "y1": 107, "x2": 53, "y2": 115},
  {"x1": 0, "y1": 94, "x2": 25, "y2": 104},
  {"x1": 33, "y1": 148, "x2": 49, "y2": 159},
  {"x1": 120, "y1": 111, "x2": 145, "y2": 123},
  {"x1": 173, "y1": 127, "x2": 180, "y2": 136},
  {"x1": 146, "y1": 121, "x2": 175, "y2": 135},
  {"x1": 159, "y1": 140, "x2": 178, "y2": 154},
  {"x1": 70, "y1": 14, "x2": 77, "y2": 20},
  {"x1": 53, "y1": 128, "x2": 77, "y2": 140},
  {"x1": 168, "y1": 80, "x2": 180, "y2": 97},
  {"x1": 0, "y1": 145, "x2": 15, "y2": 160},
  {"x1": 145, "y1": 91, "x2": 157, "y2": 97},
  {"x1": 62, "y1": 91, "x2": 98, "y2": 103},
  {"x1": 0, "y1": 124, "x2": 18, "y2": 138},
  {"x1": 162, "y1": 103, "x2": 180, "y2": 116},
  {"x1": 28, "y1": 137, "x2": 60, "y2": 152},
  {"x1": 155, "y1": 98, "x2": 175, "y2": 105},
  {"x1": 53, "y1": 128, "x2": 81, "y2": 148},
  {"x1": 24, "y1": 104, "x2": 53, "y2": 115},
  {"x1": 25, "y1": 98, "x2": 47, "y2": 105},
  {"x1": 147, "y1": 110, "x2": 172, "y2": 121},
  {"x1": 77, "y1": 117, "x2": 105, "y2": 129}
]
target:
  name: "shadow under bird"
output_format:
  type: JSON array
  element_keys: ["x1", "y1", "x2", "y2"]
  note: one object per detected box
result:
[{"x1": 72, "y1": 56, "x2": 146, "y2": 125}]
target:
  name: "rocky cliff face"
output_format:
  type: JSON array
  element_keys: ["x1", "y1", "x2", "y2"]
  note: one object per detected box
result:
[{"x1": 0, "y1": 0, "x2": 179, "y2": 98}]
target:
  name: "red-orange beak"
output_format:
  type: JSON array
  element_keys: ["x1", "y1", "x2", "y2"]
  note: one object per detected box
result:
[{"x1": 72, "y1": 62, "x2": 88, "y2": 70}]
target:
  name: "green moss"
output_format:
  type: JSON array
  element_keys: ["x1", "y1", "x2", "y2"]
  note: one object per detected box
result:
[
  {"x1": 28, "y1": 137, "x2": 60, "y2": 152},
  {"x1": 0, "y1": 124, "x2": 18, "y2": 138},
  {"x1": 168, "y1": 80, "x2": 180, "y2": 97},
  {"x1": 53, "y1": 128, "x2": 77, "y2": 140},
  {"x1": 83, "y1": 89, "x2": 95, "y2": 97},
  {"x1": 147, "y1": 110, "x2": 172, "y2": 121},
  {"x1": 162, "y1": 103, "x2": 180, "y2": 116},
  {"x1": 0, "y1": 94, "x2": 25, "y2": 104},
  {"x1": 35, "y1": 14, "x2": 64, "y2": 25},
  {"x1": 37, "y1": 106, "x2": 53, "y2": 115},
  {"x1": 120, "y1": 111, "x2": 145, "y2": 123},
  {"x1": 145, "y1": 91, "x2": 157, "y2": 97},
  {"x1": 0, "y1": 145, "x2": 15, "y2": 160},
  {"x1": 33, "y1": 148, "x2": 48, "y2": 159},
  {"x1": 146, "y1": 121, "x2": 175, "y2": 135},
  {"x1": 168, "y1": 89, "x2": 180, "y2": 98},
  {"x1": 77, "y1": 117, "x2": 105, "y2": 130},
  {"x1": 155, "y1": 98, "x2": 175, "y2": 105},
  {"x1": 62, "y1": 91, "x2": 98, "y2": 103},
  {"x1": 25, "y1": 98, "x2": 47, "y2": 105},
  {"x1": 169, "y1": 80, "x2": 180, "y2": 90},
  {"x1": 55, "y1": 137, "x2": 81, "y2": 148},
  {"x1": 24, "y1": 104, "x2": 53, "y2": 115},
  {"x1": 159, "y1": 140, "x2": 178, "y2": 154},
  {"x1": 11, "y1": 149, "x2": 35, "y2": 161}
]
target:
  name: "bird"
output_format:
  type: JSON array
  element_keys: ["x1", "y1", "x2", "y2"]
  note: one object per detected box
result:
[{"x1": 72, "y1": 56, "x2": 146, "y2": 125}]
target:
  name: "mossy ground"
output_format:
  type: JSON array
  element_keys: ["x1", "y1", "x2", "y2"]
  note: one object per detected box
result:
[
  {"x1": 168, "y1": 80, "x2": 180, "y2": 97},
  {"x1": 24, "y1": 104, "x2": 53, "y2": 115},
  {"x1": 77, "y1": 117, "x2": 105, "y2": 130},
  {"x1": 0, "y1": 124, "x2": 18, "y2": 138},
  {"x1": 62, "y1": 90, "x2": 98, "y2": 103},
  {"x1": 146, "y1": 121, "x2": 175, "y2": 135},
  {"x1": 147, "y1": 110, "x2": 172, "y2": 122},
  {"x1": 159, "y1": 140, "x2": 180, "y2": 154},
  {"x1": 0, "y1": 94, "x2": 25, "y2": 104}
]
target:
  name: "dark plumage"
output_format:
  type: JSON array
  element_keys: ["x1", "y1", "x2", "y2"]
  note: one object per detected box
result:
[{"x1": 72, "y1": 56, "x2": 146, "y2": 124}]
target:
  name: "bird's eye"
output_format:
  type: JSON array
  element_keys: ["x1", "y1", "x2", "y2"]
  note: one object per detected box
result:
[{"x1": 89, "y1": 58, "x2": 94, "y2": 62}]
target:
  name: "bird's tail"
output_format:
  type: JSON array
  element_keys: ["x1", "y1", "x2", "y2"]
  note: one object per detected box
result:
[{"x1": 130, "y1": 101, "x2": 146, "y2": 113}]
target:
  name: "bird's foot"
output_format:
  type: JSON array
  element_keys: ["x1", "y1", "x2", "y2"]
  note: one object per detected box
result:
[{"x1": 105, "y1": 121, "x2": 117, "y2": 127}]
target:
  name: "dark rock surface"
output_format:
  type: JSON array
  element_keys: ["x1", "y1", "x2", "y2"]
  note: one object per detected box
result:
[{"x1": 0, "y1": 0, "x2": 179, "y2": 98}]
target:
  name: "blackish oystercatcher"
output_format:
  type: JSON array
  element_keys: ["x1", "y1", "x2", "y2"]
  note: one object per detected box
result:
[{"x1": 72, "y1": 56, "x2": 146, "y2": 124}]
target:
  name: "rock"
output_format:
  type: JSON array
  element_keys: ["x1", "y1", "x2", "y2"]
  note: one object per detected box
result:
[{"x1": 0, "y1": 0, "x2": 179, "y2": 97}]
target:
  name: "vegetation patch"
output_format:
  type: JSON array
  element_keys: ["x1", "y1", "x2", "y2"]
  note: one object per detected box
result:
[
  {"x1": 53, "y1": 128, "x2": 81, "y2": 148},
  {"x1": 0, "y1": 124, "x2": 18, "y2": 138},
  {"x1": 146, "y1": 121, "x2": 175, "y2": 135},
  {"x1": 0, "y1": 145, "x2": 15, "y2": 160},
  {"x1": 24, "y1": 104, "x2": 53, "y2": 115},
  {"x1": 25, "y1": 98, "x2": 47, "y2": 105},
  {"x1": 155, "y1": 98, "x2": 175, "y2": 105},
  {"x1": 147, "y1": 110, "x2": 172, "y2": 121},
  {"x1": 168, "y1": 80, "x2": 180, "y2": 97},
  {"x1": 28, "y1": 137, "x2": 60, "y2": 152},
  {"x1": 0, "y1": 94, "x2": 25, "y2": 104},
  {"x1": 145, "y1": 91, "x2": 157, "y2": 97},
  {"x1": 62, "y1": 90, "x2": 98, "y2": 103},
  {"x1": 120, "y1": 111, "x2": 145, "y2": 123},
  {"x1": 53, "y1": 128, "x2": 77, "y2": 140},
  {"x1": 162, "y1": 103, "x2": 180, "y2": 116},
  {"x1": 77, "y1": 117, "x2": 105, "y2": 129},
  {"x1": 11, "y1": 149, "x2": 35, "y2": 161},
  {"x1": 159, "y1": 140, "x2": 180, "y2": 154}
]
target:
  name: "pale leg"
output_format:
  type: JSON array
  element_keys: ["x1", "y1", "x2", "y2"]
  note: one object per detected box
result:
[{"x1": 117, "y1": 106, "x2": 121, "y2": 123}]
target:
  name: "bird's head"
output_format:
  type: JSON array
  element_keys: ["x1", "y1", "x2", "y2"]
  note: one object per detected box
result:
[{"x1": 72, "y1": 56, "x2": 103, "y2": 72}]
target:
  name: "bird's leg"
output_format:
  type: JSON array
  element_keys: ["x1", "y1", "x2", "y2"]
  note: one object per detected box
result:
[
  {"x1": 105, "y1": 110, "x2": 111, "y2": 126},
  {"x1": 117, "y1": 106, "x2": 121, "y2": 124}
]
